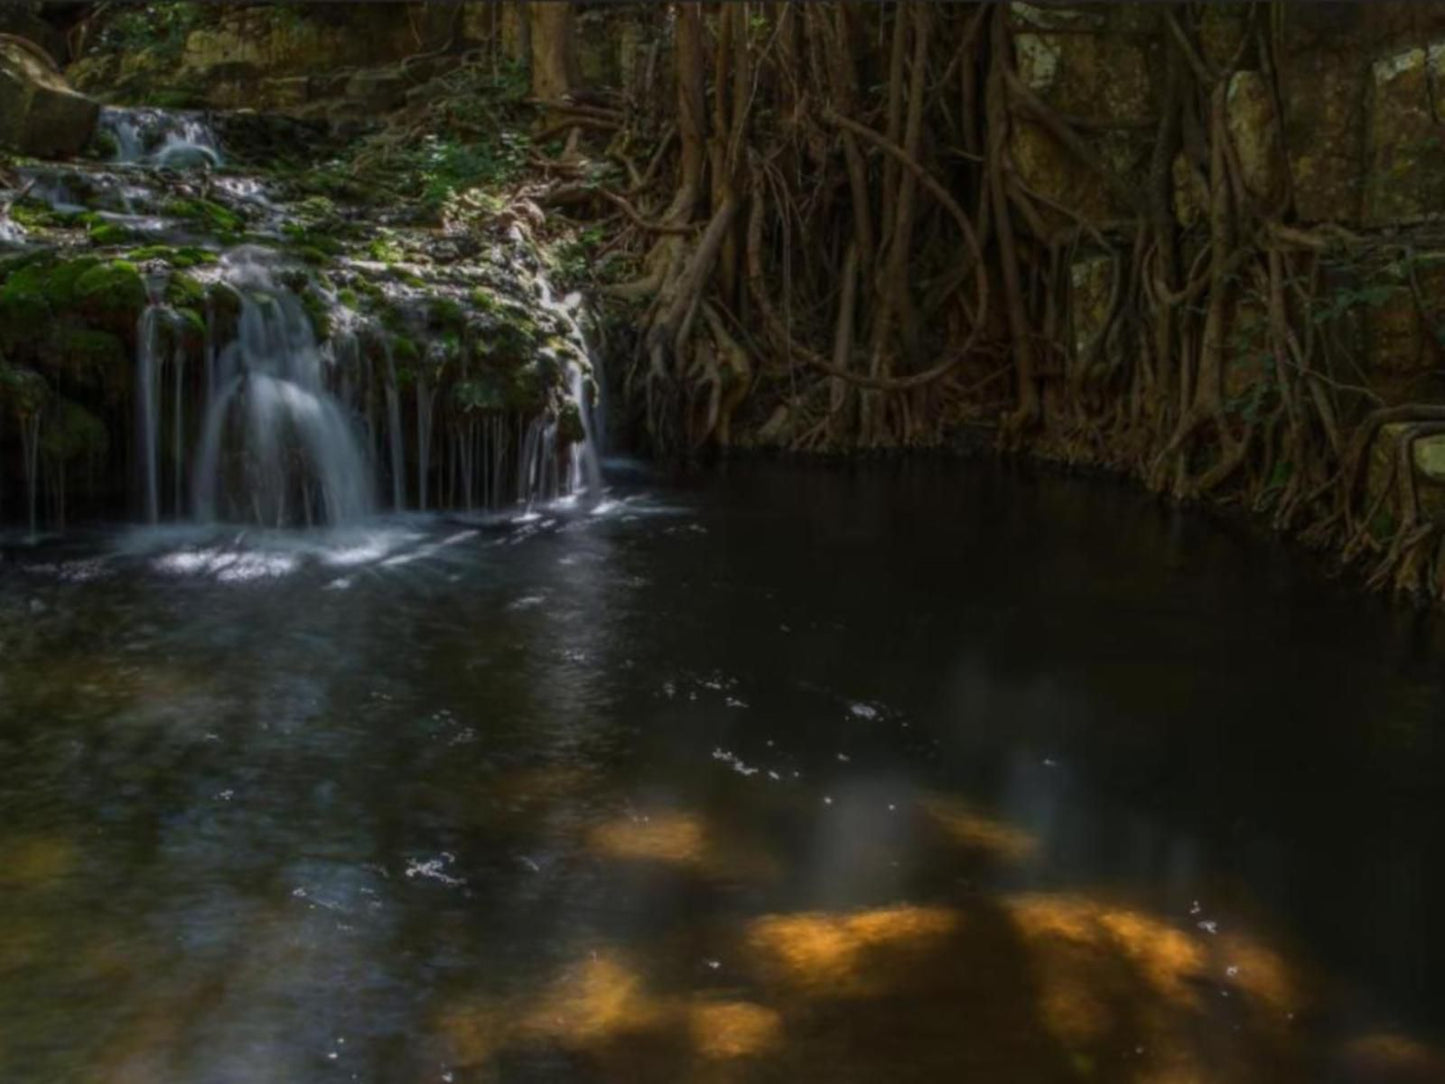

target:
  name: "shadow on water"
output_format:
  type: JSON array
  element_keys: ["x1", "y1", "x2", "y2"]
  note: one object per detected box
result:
[{"x1": 2, "y1": 462, "x2": 1445, "y2": 1081}]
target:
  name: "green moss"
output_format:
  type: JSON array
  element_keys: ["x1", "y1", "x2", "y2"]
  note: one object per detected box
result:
[
  {"x1": 336, "y1": 288, "x2": 359, "y2": 309},
  {"x1": 558, "y1": 400, "x2": 585, "y2": 444},
  {"x1": 0, "y1": 270, "x2": 56, "y2": 344},
  {"x1": 387, "y1": 264, "x2": 426, "y2": 288},
  {"x1": 176, "y1": 307, "x2": 206, "y2": 339},
  {"x1": 88, "y1": 129, "x2": 121, "y2": 161},
  {"x1": 73, "y1": 261, "x2": 147, "y2": 327},
  {"x1": 390, "y1": 335, "x2": 419, "y2": 364},
  {"x1": 206, "y1": 281, "x2": 243, "y2": 325},
  {"x1": 9, "y1": 200, "x2": 78, "y2": 230},
  {"x1": 46, "y1": 327, "x2": 128, "y2": 396},
  {"x1": 299, "y1": 290, "x2": 332, "y2": 341},
  {"x1": 352, "y1": 277, "x2": 386, "y2": 306},
  {"x1": 45, "y1": 258, "x2": 104, "y2": 309},
  {"x1": 367, "y1": 237, "x2": 405, "y2": 263},
  {"x1": 452, "y1": 373, "x2": 508, "y2": 413},
  {"x1": 469, "y1": 287, "x2": 499, "y2": 312},
  {"x1": 127, "y1": 245, "x2": 218, "y2": 269},
  {"x1": 430, "y1": 296, "x2": 466, "y2": 332},
  {"x1": 0, "y1": 364, "x2": 48, "y2": 416},
  {"x1": 164, "y1": 198, "x2": 245, "y2": 237},
  {"x1": 281, "y1": 222, "x2": 345, "y2": 258},
  {"x1": 292, "y1": 245, "x2": 332, "y2": 267},
  {"x1": 165, "y1": 273, "x2": 205, "y2": 310},
  {"x1": 87, "y1": 221, "x2": 136, "y2": 246}
]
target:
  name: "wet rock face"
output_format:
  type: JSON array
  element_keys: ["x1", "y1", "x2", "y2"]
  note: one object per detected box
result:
[{"x1": 0, "y1": 36, "x2": 98, "y2": 157}]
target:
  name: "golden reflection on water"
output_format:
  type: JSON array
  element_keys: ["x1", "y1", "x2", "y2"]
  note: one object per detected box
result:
[
  {"x1": 745, "y1": 905, "x2": 961, "y2": 997},
  {"x1": 0, "y1": 835, "x2": 76, "y2": 889},
  {"x1": 589, "y1": 812, "x2": 707, "y2": 867},
  {"x1": 586, "y1": 808, "x2": 780, "y2": 882},
  {"x1": 687, "y1": 1000, "x2": 782, "y2": 1060},
  {"x1": 919, "y1": 794, "x2": 1039, "y2": 862},
  {"x1": 443, "y1": 951, "x2": 783, "y2": 1074},
  {"x1": 1338, "y1": 1032, "x2": 1445, "y2": 1082},
  {"x1": 426, "y1": 791, "x2": 1445, "y2": 1081}
]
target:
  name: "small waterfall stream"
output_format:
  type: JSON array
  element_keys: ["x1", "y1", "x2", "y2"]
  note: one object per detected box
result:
[
  {"x1": 192, "y1": 252, "x2": 374, "y2": 526},
  {"x1": 4, "y1": 107, "x2": 606, "y2": 533},
  {"x1": 135, "y1": 277, "x2": 170, "y2": 524},
  {"x1": 100, "y1": 107, "x2": 223, "y2": 169}
]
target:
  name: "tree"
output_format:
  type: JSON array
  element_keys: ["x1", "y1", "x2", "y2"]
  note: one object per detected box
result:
[{"x1": 528, "y1": 1, "x2": 578, "y2": 104}]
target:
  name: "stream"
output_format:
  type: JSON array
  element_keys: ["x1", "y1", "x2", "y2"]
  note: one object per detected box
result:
[{"x1": 2, "y1": 461, "x2": 1444, "y2": 1081}]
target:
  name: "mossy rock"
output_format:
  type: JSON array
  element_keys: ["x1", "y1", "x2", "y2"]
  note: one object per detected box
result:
[
  {"x1": 389, "y1": 335, "x2": 419, "y2": 364},
  {"x1": 367, "y1": 237, "x2": 405, "y2": 263},
  {"x1": 0, "y1": 364, "x2": 48, "y2": 418},
  {"x1": 299, "y1": 289, "x2": 332, "y2": 341},
  {"x1": 40, "y1": 397, "x2": 108, "y2": 463},
  {"x1": 163, "y1": 197, "x2": 245, "y2": 237},
  {"x1": 8, "y1": 200, "x2": 79, "y2": 230},
  {"x1": 45, "y1": 326, "x2": 128, "y2": 398},
  {"x1": 281, "y1": 222, "x2": 345, "y2": 258},
  {"x1": 87, "y1": 128, "x2": 121, "y2": 161},
  {"x1": 558, "y1": 401, "x2": 585, "y2": 444},
  {"x1": 452, "y1": 373, "x2": 508, "y2": 413},
  {"x1": 165, "y1": 272, "x2": 206, "y2": 310},
  {"x1": 0, "y1": 275, "x2": 55, "y2": 349},
  {"x1": 175, "y1": 306, "x2": 206, "y2": 342},
  {"x1": 429, "y1": 296, "x2": 466, "y2": 332},
  {"x1": 73, "y1": 261, "x2": 147, "y2": 332},
  {"x1": 206, "y1": 281, "x2": 244, "y2": 325},
  {"x1": 127, "y1": 245, "x2": 218, "y2": 270},
  {"x1": 88, "y1": 221, "x2": 137, "y2": 246}
]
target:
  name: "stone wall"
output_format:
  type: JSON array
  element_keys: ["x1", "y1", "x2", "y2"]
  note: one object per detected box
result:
[{"x1": 1016, "y1": 1, "x2": 1445, "y2": 497}]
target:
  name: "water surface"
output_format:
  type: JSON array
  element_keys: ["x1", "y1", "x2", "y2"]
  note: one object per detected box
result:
[{"x1": 2, "y1": 462, "x2": 1444, "y2": 1082}]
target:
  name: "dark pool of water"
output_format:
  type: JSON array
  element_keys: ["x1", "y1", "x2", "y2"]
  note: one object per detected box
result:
[{"x1": 3, "y1": 461, "x2": 1445, "y2": 1083}]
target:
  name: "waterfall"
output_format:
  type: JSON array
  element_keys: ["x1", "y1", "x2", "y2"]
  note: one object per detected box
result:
[
  {"x1": 136, "y1": 283, "x2": 167, "y2": 524},
  {"x1": 416, "y1": 373, "x2": 435, "y2": 511},
  {"x1": 21, "y1": 413, "x2": 40, "y2": 540},
  {"x1": 570, "y1": 363, "x2": 604, "y2": 497},
  {"x1": 172, "y1": 327, "x2": 185, "y2": 514},
  {"x1": 100, "y1": 107, "x2": 222, "y2": 169},
  {"x1": 192, "y1": 252, "x2": 373, "y2": 526},
  {"x1": 383, "y1": 346, "x2": 405, "y2": 510}
]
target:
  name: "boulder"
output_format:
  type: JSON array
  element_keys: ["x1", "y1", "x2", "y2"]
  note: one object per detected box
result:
[
  {"x1": 0, "y1": 35, "x2": 97, "y2": 157},
  {"x1": 344, "y1": 67, "x2": 408, "y2": 114}
]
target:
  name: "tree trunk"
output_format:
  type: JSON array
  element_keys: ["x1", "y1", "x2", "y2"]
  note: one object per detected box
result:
[{"x1": 529, "y1": 1, "x2": 578, "y2": 103}]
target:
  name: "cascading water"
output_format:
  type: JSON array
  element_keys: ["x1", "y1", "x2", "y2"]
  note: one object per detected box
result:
[
  {"x1": 383, "y1": 346, "x2": 405, "y2": 511},
  {"x1": 192, "y1": 251, "x2": 374, "y2": 526},
  {"x1": 6, "y1": 105, "x2": 610, "y2": 532},
  {"x1": 416, "y1": 371, "x2": 435, "y2": 511},
  {"x1": 537, "y1": 279, "x2": 604, "y2": 501},
  {"x1": 20, "y1": 413, "x2": 40, "y2": 540},
  {"x1": 136, "y1": 272, "x2": 183, "y2": 524},
  {"x1": 100, "y1": 107, "x2": 223, "y2": 170}
]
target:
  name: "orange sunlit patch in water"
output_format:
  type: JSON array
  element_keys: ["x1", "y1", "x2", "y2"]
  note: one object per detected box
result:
[
  {"x1": 588, "y1": 812, "x2": 707, "y2": 867},
  {"x1": 1010, "y1": 893, "x2": 1207, "y2": 1007},
  {"x1": 0, "y1": 833, "x2": 76, "y2": 888},
  {"x1": 687, "y1": 1000, "x2": 782, "y2": 1060},
  {"x1": 919, "y1": 795, "x2": 1038, "y2": 862},
  {"x1": 586, "y1": 809, "x2": 780, "y2": 882},
  {"x1": 745, "y1": 905, "x2": 961, "y2": 996},
  {"x1": 520, "y1": 952, "x2": 663, "y2": 1042},
  {"x1": 441, "y1": 951, "x2": 662, "y2": 1067},
  {"x1": 1336, "y1": 1032, "x2": 1445, "y2": 1081}
]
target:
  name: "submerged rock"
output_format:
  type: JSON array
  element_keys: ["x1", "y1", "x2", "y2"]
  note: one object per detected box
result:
[{"x1": 0, "y1": 36, "x2": 97, "y2": 157}]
